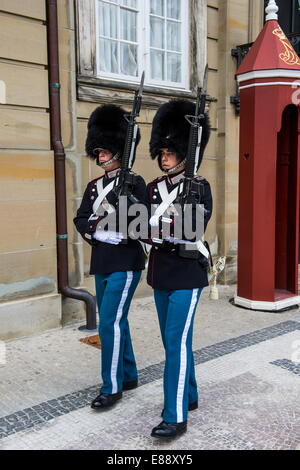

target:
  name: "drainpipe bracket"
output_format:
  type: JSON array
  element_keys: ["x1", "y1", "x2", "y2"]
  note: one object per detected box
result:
[
  {"x1": 78, "y1": 324, "x2": 99, "y2": 333},
  {"x1": 50, "y1": 82, "x2": 61, "y2": 89}
]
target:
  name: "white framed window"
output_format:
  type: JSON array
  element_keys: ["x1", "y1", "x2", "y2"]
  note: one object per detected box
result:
[
  {"x1": 95, "y1": 0, "x2": 189, "y2": 90},
  {"x1": 76, "y1": 0, "x2": 207, "y2": 102}
]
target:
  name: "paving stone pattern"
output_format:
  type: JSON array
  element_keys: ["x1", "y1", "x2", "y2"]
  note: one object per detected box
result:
[
  {"x1": 0, "y1": 320, "x2": 299, "y2": 440},
  {"x1": 271, "y1": 358, "x2": 300, "y2": 376}
]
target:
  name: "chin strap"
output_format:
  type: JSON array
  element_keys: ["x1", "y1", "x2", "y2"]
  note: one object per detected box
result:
[
  {"x1": 162, "y1": 158, "x2": 186, "y2": 174},
  {"x1": 94, "y1": 151, "x2": 120, "y2": 167}
]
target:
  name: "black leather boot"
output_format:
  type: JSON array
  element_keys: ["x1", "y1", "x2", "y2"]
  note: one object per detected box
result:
[
  {"x1": 151, "y1": 420, "x2": 187, "y2": 438},
  {"x1": 91, "y1": 391, "x2": 122, "y2": 409},
  {"x1": 161, "y1": 400, "x2": 198, "y2": 417},
  {"x1": 123, "y1": 380, "x2": 138, "y2": 391}
]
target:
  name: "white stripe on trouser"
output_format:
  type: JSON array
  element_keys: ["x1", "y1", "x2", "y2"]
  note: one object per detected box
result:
[
  {"x1": 110, "y1": 271, "x2": 134, "y2": 394},
  {"x1": 176, "y1": 289, "x2": 199, "y2": 422}
]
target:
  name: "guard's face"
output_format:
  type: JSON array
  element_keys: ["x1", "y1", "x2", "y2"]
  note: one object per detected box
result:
[
  {"x1": 96, "y1": 148, "x2": 121, "y2": 172},
  {"x1": 160, "y1": 149, "x2": 181, "y2": 170},
  {"x1": 97, "y1": 148, "x2": 113, "y2": 163}
]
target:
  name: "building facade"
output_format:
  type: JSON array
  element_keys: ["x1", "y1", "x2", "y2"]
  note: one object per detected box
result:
[{"x1": 0, "y1": 0, "x2": 297, "y2": 339}]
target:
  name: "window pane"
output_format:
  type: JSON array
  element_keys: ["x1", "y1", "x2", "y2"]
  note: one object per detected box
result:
[
  {"x1": 167, "y1": 0, "x2": 181, "y2": 19},
  {"x1": 151, "y1": 50, "x2": 165, "y2": 80},
  {"x1": 122, "y1": 0, "x2": 137, "y2": 8},
  {"x1": 150, "y1": 0, "x2": 164, "y2": 16},
  {"x1": 167, "y1": 21, "x2": 181, "y2": 51},
  {"x1": 265, "y1": 0, "x2": 300, "y2": 34},
  {"x1": 265, "y1": 0, "x2": 300, "y2": 56},
  {"x1": 150, "y1": 17, "x2": 165, "y2": 48},
  {"x1": 99, "y1": 38, "x2": 118, "y2": 73},
  {"x1": 292, "y1": 1, "x2": 300, "y2": 32},
  {"x1": 120, "y1": 43, "x2": 138, "y2": 76},
  {"x1": 99, "y1": 1, "x2": 118, "y2": 39},
  {"x1": 121, "y1": 9, "x2": 137, "y2": 41},
  {"x1": 167, "y1": 52, "x2": 181, "y2": 82}
]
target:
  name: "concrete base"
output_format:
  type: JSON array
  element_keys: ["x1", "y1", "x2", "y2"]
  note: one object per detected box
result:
[
  {"x1": 0, "y1": 273, "x2": 154, "y2": 341},
  {"x1": 234, "y1": 295, "x2": 300, "y2": 312},
  {"x1": 61, "y1": 295, "x2": 88, "y2": 326},
  {"x1": 0, "y1": 294, "x2": 62, "y2": 340}
]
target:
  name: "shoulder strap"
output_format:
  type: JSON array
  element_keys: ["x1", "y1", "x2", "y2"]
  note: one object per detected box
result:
[
  {"x1": 149, "y1": 180, "x2": 183, "y2": 226},
  {"x1": 92, "y1": 176, "x2": 118, "y2": 215}
]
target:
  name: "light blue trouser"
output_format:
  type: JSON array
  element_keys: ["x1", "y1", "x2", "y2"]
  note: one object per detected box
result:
[
  {"x1": 95, "y1": 271, "x2": 141, "y2": 394},
  {"x1": 154, "y1": 288, "x2": 202, "y2": 423}
]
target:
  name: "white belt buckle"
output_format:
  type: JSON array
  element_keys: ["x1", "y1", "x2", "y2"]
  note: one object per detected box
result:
[
  {"x1": 88, "y1": 214, "x2": 99, "y2": 221},
  {"x1": 161, "y1": 217, "x2": 172, "y2": 224}
]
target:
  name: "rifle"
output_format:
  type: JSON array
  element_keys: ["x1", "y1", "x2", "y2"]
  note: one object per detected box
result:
[
  {"x1": 113, "y1": 71, "x2": 145, "y2": 204},
  {"x1": 177, "y1": 65, "x2": 208, "y2": 206},
  {"x1": 176, "y1": 66, "x2": 209, "y2": 259}
]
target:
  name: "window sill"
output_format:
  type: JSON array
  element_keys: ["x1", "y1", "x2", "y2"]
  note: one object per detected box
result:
[{"x1": 77, "y1": 75, "x2": 198, "y2": 106}]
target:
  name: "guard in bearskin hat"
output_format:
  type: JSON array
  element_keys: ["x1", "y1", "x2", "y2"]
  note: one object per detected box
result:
[
  {"x1": 74, "y1": 103, "x2": 146, "y2": 410},
  {"x1": 146, "y1": 98, "x2": 213, "y2": 438}
]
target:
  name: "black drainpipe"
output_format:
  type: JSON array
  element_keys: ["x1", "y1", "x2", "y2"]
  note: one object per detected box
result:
[{"x1": 46, "y1": 0, "x2": 96, "y2": 330}]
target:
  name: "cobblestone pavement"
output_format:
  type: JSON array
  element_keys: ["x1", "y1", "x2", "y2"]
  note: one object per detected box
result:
[{"x1": 0, "y1": 285, "x2": 300, "y2": 450}]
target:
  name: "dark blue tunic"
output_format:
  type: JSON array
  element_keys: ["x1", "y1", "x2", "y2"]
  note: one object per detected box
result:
[
  {"x1": 73, "y1": 170, "x2": 146, "y2": 274},
  {"x1": 145, "y1": 172, "x2": 213, "y2": 290}
]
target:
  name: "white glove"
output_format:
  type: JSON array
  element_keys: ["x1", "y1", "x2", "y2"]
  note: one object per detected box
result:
[
  {"x1": 150, "y1": 215, "x2": 173, "y2": 227},
  {"x1": 93, "y1": 230, "x2": 124, "y2": 245},
  {"x1": 150, "y1": 215, "x2": 160, "y2": 227},
  {"x1": 165, "y1": 236, "x2": 195, "y2": 245}
]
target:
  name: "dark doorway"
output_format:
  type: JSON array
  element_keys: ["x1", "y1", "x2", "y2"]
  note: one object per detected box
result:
[{"x1": 275, "y1": 105, "x2": 298, "y2": 293}]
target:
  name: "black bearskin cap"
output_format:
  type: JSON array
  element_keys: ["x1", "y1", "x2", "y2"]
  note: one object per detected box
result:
[
  {"x1": 85, "y1": 104, "x2": 141, "y2": 160},
  {"x1": 149, "y1": 99, "x2": 210, "y2": 171}
]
